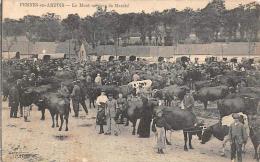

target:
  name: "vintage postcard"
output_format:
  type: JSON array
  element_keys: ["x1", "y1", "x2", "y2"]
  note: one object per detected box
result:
[{"x1": 1, "y1": 0, "x2": 260, "y2": 162}]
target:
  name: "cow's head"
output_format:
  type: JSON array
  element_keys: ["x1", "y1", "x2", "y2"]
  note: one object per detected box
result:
[
  {"x1": 193, "y1": 120, "x2": 205, "y2": 141},
  {"x1": 201, "y1": 126, "x2": 213, "y2": 144}
]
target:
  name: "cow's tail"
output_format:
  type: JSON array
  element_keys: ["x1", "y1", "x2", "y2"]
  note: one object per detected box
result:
[
  {"x1": 257, "y1": 144, "x2": 260, "y2": 161},
  {"x1": 217, "y1": 100, "x2": 223, "y2": 123},
  {"x1": 151, "y1": 119, "x2": 157, "y2": 133}
]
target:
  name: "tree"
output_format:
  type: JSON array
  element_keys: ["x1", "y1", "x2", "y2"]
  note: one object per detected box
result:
[
  {"x1": 192, "y1": 0, "x2": 226, "y2": 42},
  {"x1": 3, "y1": 18, "x2": 26, "y2": 54},
  {"x1": 39, "y1": 13, "x2": 61, "y2": 41},
  {"x1": 62, "y1": 14, "x2": 82, "y2": 56},
  {"x1": 133, "y1": 11, "x2": 148, "y2": 45}
]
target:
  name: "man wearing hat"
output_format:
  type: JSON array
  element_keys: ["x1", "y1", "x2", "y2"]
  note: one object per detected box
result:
[
  {"x1": 105, "y1": 93, "x2": 119, "y2": 136},
  {"x1": 228, "y1": 113, "x2": 248, "y2": 162},
  {"x1": 96, "y1": 90, "x2": 108, "y2": 134},
  {"x1": 71, "y1": 81, "x2": 81, "y2": 117}
]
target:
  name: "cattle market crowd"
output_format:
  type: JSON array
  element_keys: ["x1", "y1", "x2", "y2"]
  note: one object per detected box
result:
[{"x1": 2, "y1": 56, "x2": 260, "y2": 162}]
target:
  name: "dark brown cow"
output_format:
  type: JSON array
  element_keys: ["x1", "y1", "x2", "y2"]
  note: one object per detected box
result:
[
  {"x1": 193, "y1": 86, "x2": 229, "y2": 110},
  {"x1": 217, "y1": 95, "x2": 259, "y2": 119},
  {"x1": 125, "y1": 98, "x2": 158, "y2": 135},
  {"x1": 248, "y1": 115, "x2": 260, "y2": 161},
  {"x1": 35, "y1": 92, "x2": 70, "y2": 131},
  {"x1": 152, "y1": 106, "x2": 204, "y2": 151}
]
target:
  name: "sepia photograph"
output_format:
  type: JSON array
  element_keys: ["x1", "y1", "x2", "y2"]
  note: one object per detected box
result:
[{"x1": 1, "y1": 0, "x2": 260, "y2": 161}]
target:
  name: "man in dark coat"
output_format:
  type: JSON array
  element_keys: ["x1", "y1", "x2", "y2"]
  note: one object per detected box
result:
[
  {"x1": 9, "y1": 83, "x2": 20, "y2": 118},
  {"x1": 71, "y1": 81, "x2": 81, "y2": 117},
  {"x1": 78, "y1": 80, "x2": 88, "y2": 115}
]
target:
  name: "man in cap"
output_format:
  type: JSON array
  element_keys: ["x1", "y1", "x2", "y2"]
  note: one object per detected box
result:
[
  {"x1": 96, "y1": 90, "x2": 108, "y2": 134},
  {"x1": 228, "y1": 113, "x2": 248, "y2": 162},
  {"x1": 95, "y1": 73, "x2": 102, "y2": 86},
  {"x1": 105, "y1": 93, "x2": 119, "y2": 136},
  {"x1": 71, "y1": 81, "x2": 81, "y2": 117}
]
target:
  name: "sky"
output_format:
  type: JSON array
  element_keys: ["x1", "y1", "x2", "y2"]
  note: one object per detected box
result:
[{"x1": 3, "y1": 0, "x2": 259, "y2": 19}]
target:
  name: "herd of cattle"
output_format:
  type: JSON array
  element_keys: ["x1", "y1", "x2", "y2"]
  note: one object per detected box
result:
[{"x1": 2, "y1": 56, "x2": 260, "y2": 161}]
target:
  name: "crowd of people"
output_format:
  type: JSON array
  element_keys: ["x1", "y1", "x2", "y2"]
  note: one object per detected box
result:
[{"x1": 3, "y1": 56, "x2": 260, "y2": 160}]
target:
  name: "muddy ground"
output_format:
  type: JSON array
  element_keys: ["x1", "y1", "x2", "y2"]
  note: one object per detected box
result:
[{"x1": 2, "y1": 101, "x2": 257, "y2": 162}]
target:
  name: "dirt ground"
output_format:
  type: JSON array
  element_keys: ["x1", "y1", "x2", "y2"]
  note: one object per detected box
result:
[{"x1": 1, "y1": 101, "x2": 257, "y2": 162}]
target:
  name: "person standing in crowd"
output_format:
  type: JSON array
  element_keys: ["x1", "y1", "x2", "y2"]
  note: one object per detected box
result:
[
  {"x1": 105, "y1": 94, "x2": 119, "y2": 136},
  {"x1": 86, "y1": 73, "x2": 92, "y2": 84},
  {"x1": 95, "y1": 73, "x2": 102, "y2": 86},
  {"x1": 19, "y1": 75, "x2": 29, "y2": 117},
  {"x1": 171, "y1": 96, "x2": 181, "y2": 108},
  {"x1": 59, "y1": 82, "x2": 70, "y2": 112},
  {"x1": 71, "y1": 81, "x2": 81, "y2": 117},
  {"x1": 133, "y1": 72, "x2": 140, "y2": 81},
  {"x1": 115, "y1": 93, "x2": 127, "y2": 124},
  {"x1": 137, "y1": 98, "x2": 153, "y2": 138},
  {"x1": 29, "y1": 73, "x2": 36, "y2": 86},
  {"x1": 96, "y1": 90, "x2": 108, "y2": 134},
  {"x1": 78, "y1": 80, "x2": 88, "y2": 115},
  {"x1": 182, "y1": 90, "x2": 195, "y2": 111},
  {"x1": 8, "y1": 81, "x2": 20, "y2": 118},
  {"x1": 228, "y1": 113, "x2": 248, "y2": 162},
  {"x1": 59, "y1": 82, "x2": 70, "y2": 99}
]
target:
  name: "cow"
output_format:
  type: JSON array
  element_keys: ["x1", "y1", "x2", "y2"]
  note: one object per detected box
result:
[
  {"x1": 194, "y1": 80, "x2": 216, "y2": 91},
  {"x1": 217, "y1": 95, "x2": 259, "y2": 119},
  {"x1": 154, "y1": 85, "x2": 189, "y2": 106},
  {"x1": 201, "y1": 113, "x2": 249, "y2": 156},
  {"x1": 193, "y1": 86, "x2": 229, "y2": 110},
  {"x1": 152, "y1": 106, "x2": 204, "y2": 151},
  {"x1": 248, "y1": 115, "x2": 260, "y2": 161},
  {"x1": 128, "y1": 80, "x2": 152, "y2": 93},
  {"x1": 33, "y1": 92, "x2": 70, "y2": 131},
  {"x1": 124, "y1": 97, "x2": 158, "y2": 135}
]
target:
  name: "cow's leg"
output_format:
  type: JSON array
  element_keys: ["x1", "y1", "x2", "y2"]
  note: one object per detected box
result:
[
  {"x1": 203, "y1": 101, "x2": 208, "y2": 110},
  {"x1": 40, "y1": 108, "x2": 45, "y2": 120},
  {"x1": 59, "y1": 114, "x2": 64, "y2": 131},
  {"x1": 56, "y1": 114, "x2": 59, "y2": 127},
  {"x1": 91, "y1": 99, "x2": 95, "y2": 108},
  {"x1": 165, "y1": 128, "x2": 172, "y2": 145},
  {"x1": 65, "y1": 114, "x2": 69, "y2": 131},
  {"x1": 125, "y1": 118, "x2": 129, "y2": 126},
  {"x1": 132, "y1": 120, "x2": 136, "y2": 135},
  {"x1": 188, "y1": 133, "x2": 194, "y2": 149},
  {"x1": 183, "y1": 131, "x2": 188, "y2": 151},
  {"x1": 253, "y1": 143, "x2": 258, "y2": 159},
  {"x1": 257, "y1": 145, "x2": 260, "y2": 162},
  {"x1": 51, "y1": 113, "x2": 55, "y2": 128}
]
